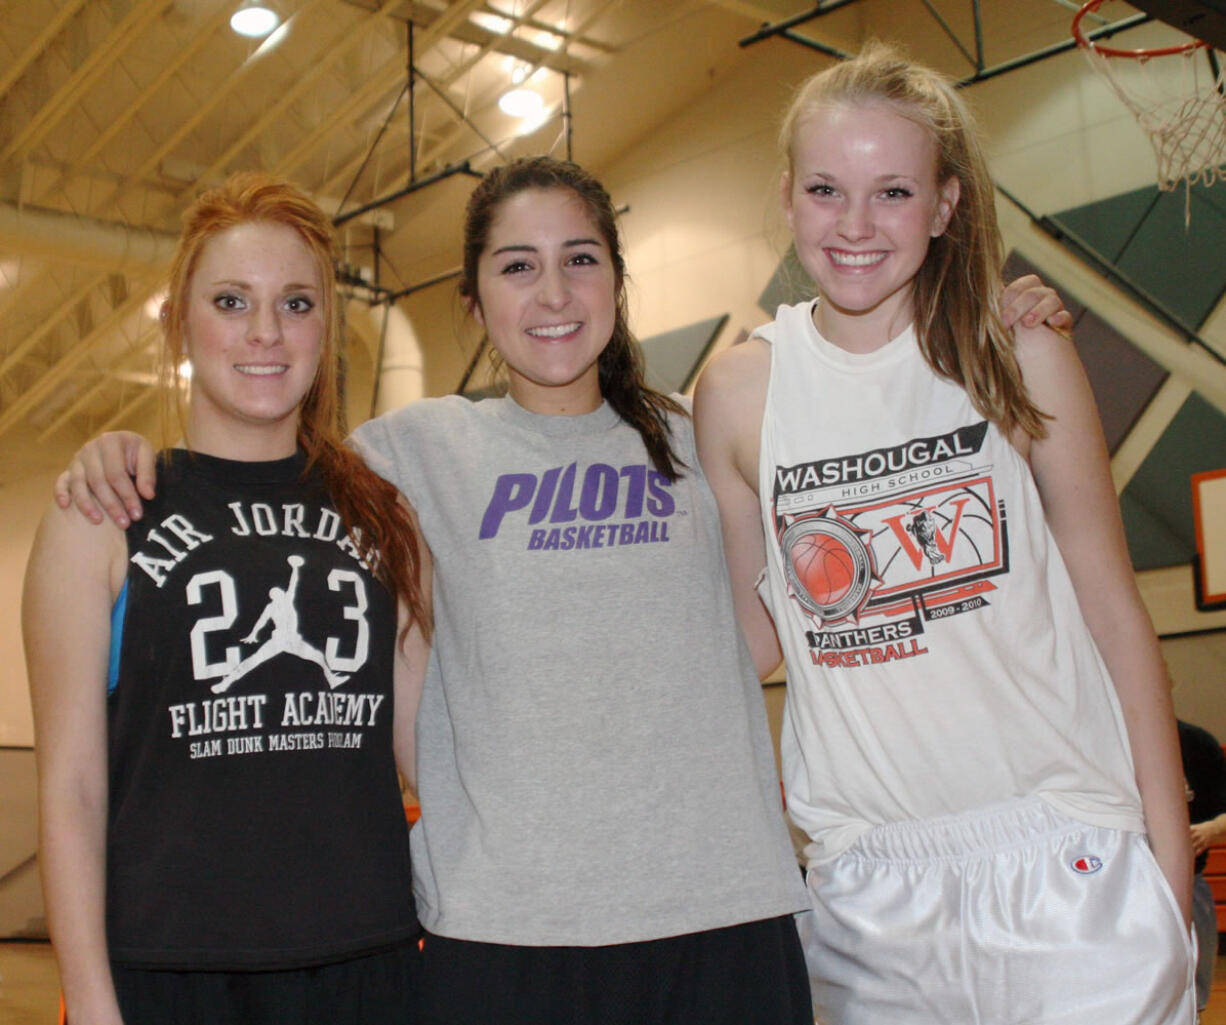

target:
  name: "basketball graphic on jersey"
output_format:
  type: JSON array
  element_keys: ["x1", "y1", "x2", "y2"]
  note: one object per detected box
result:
[
  {"x1": 781, "y1": 509, "x2": 876, "y2": 624},
  {"x1": 791, "y1": 532, "x2": 856, "y2": 606}
]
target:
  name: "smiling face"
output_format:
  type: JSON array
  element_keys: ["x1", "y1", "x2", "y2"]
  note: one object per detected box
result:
[
  {"x1": 182, "y1": 220, "x2": 324, "y2": 459},
  {"x1": 471, "y1": 186, "x2": 617, "y2": 415},
  {"x1": 783, "y1": 100, "x2": 960, "y2": 352}
]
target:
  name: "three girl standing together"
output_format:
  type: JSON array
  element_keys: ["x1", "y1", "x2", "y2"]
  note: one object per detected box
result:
[{"x1": 34, "y1": 40, "x2": 1191, "y2": 1025}]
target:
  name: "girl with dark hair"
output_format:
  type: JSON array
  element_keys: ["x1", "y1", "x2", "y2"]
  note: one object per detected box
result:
[
  {"x1": 695, "y1": 41, "x2": 1193, "y2": 1025},
  {"x1": 351, "y1": 155, "x2": 814, "y2": 1024},
  {"x1": 25, "y1": 172, "x2": 428, "y2": 1025}
]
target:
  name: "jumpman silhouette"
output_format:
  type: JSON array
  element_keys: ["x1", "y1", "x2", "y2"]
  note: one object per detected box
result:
[{"x1": 211, "y1": 555, "x2": 349, "y2": 694}]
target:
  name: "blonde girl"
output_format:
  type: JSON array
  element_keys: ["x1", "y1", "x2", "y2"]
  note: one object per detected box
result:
[{"x1": 695, "y1": 41, "x2": 1194, "y2": 1025}]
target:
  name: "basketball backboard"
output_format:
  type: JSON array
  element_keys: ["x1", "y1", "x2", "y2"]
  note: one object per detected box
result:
[{"x1": 1128, "y1": 0, "x2": 1226, "y2": 50}]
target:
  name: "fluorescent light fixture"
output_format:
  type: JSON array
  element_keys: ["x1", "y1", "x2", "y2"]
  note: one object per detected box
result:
[
  {"x1": 230, "y1": 2, "x2": 279, "y2": 38},
  {"x1": 471, "y1": 11, "x2": 513, "y2": 34},
  {"x1": 531, "y1": 28, "x2": 562, "y2": 51},
  {"x1": 498, "y1": 88, "x2": 545, "y2": 119}
]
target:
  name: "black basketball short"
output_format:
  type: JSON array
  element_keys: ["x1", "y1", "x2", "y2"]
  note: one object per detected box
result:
[
  {"x1": 110, "y1": 937, "x2": 421, "y2": 1025},
  {"x1": 415, "y1": 915, "x2": 811, "y2": 1025}
]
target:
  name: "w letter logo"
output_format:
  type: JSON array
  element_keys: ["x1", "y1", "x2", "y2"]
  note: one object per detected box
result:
[{"x1": 883, "y1": 498, "x2": 971, "y2": 570}]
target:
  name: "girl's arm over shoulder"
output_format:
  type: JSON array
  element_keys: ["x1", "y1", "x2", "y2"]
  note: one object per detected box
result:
[
  {"x1": 1014, "y1": 323, "x2": 1192, "y2": 922},
  {"x1": 54, "y1": 431, "x2": 157, "y2": 528},
  {"x1": 693, "y1": 338, "x2": 782, "y2": 679},
  {"x1": 23, "y1": 505, "x2": 130, "y2": 1024}
]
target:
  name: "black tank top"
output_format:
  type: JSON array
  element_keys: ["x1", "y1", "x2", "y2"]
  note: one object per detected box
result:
[{"x1": 106, "y1": 449, "x2": 417, "y2": 969}]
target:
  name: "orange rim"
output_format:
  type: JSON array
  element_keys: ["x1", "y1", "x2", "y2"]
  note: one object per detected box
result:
[{"x1": 1073, "y1": 0, "x2": 1208, "y2": 59}]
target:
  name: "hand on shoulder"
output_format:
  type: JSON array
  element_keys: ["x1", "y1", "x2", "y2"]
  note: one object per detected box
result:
[{"x1": 53, "y1": 430, "x2": 157, "y2": 528}]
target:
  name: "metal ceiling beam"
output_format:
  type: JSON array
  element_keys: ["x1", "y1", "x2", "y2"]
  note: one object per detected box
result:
[
  {"x1": 96, "y1": 383, "x2": 160, "y2": 436},
  {"x1": 956, "y1": 12, "x2": 1151, "y2": 86},
  {"x1": 31, "y1": 2, "x2": 239, "y2": 208},
  {"x1": 0, "y1": 0, "x2": 173, "y2": 166},
  {"x1": 117, "y1": 0, "x2": 371, "y2": 215},
  {"x1": 0, "y1": 0, "x2": 91, "y2": 102},
  {"x1": 738, "y1": 0, "x2": 1156, "y2": 88},
  {"x1": 348, "y1": 0, "x2": 613, "y2": 55},
  {"x1": 326, "y1": 0, "x2": 557, "y2": 217},
  {"x1": 737, "y1": 0, "x2": 859, "y2": 58},
  {"x1": 408, "y1": 0, "x2": 490, "y2": 47},
  {"x1": 918, "y1": 0, "x2": 977, "y2": 69},
  {"x1": 181, "y1": 0, "x2": 352, "y2": 189},
  {"x1": 0, "y1": 272, "x2": 109, "y2": 383},
  {"x1": 0, "y1": 285, "x2": 157, "y2": 438},
  {"x1": 36, "y1": 334, "x2": 158, "y2": 441},
  {"x1": 443, "y1": 25, "x2": 585, "y2": 73},
  {"x1": 273, "y1": 58, "x2": 408, "y2": 180},
  {"x1": 334, "y1": 161, "x2": 482, "y2": 226},
  {"x1": 409, "y1": 0, "x2": 618, "y2": 176}
]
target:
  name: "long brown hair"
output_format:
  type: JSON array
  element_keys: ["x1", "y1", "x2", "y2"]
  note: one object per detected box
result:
[
  {"x1": 780, "y1": 41, "x2": 1048, "y2": 439},
  {"x1": 459, "y1": 156, "x2": 688, "y2": 479},
  {"x1": 161, "y1": 171, "x2": 429, "y2": 634}
]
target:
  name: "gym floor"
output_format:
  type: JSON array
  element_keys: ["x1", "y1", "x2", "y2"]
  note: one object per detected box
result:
[{"x1": 3, "y1": 940, "x2": 1225, "y2": 1025}]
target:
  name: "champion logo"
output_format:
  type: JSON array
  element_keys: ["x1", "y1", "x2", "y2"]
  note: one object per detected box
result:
[{"x1": 1071, "y1": 855, "x2": 1103, "y2": 875}]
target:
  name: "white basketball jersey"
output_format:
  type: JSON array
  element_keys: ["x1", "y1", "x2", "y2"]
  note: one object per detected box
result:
[{"x1": 755, "y1": 301, "x2": 1144, "y2": 865}]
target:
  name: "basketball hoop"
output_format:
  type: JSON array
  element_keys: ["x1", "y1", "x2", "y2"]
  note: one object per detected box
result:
[{"x1": 1073, "y1": 0, "x2": 1226, "y2": 200}]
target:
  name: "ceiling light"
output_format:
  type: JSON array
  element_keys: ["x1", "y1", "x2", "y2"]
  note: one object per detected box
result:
[
  {"x1": 531, "y1": 28, "x2": 562, "y2": 51},
  {"x1": 230, "y1": 2, "x2": 279, "y2": 38},
  {"x1": 471, "y1": 11, "x2": 513, "y2": 35},
  {"x1": 499, "y1": 88, "x2": 545, "y2": 119}
]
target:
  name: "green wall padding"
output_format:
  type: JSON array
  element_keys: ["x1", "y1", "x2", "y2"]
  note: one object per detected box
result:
[
  {"x1": 1120, "y1": 393, "x2": 1226, "y2": 571},
  {"x1": 1052, "y1": 182, "x2": 1226, "y2": 331},
  {"x1": 640, "y1": 314, "x2": 728, "y2": 394},
  {"x1": 758, "y1": 245, "x2": 814, "y2": 315}
]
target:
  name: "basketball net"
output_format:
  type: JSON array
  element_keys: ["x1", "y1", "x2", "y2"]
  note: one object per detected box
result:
[
  {"x1": 1074, "y1": 2, "x2": 1226, "y2": 217},
  {"x1": 1081, "y1": 45, "x2": 1226, "y2": 193}
]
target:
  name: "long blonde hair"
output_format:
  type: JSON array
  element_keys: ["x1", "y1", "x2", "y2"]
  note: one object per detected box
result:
[
  {"x1": 161, "y1": 171, "x2": 430, "y2": 635},
  {"x1": 780, "y1": 41, "x2": 1047, "y2": 438}
]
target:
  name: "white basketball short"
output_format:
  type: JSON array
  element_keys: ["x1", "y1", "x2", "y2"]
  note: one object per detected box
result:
[{"x1": 797, "y1": 798, "x2": 1195, "y2": 1025}]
